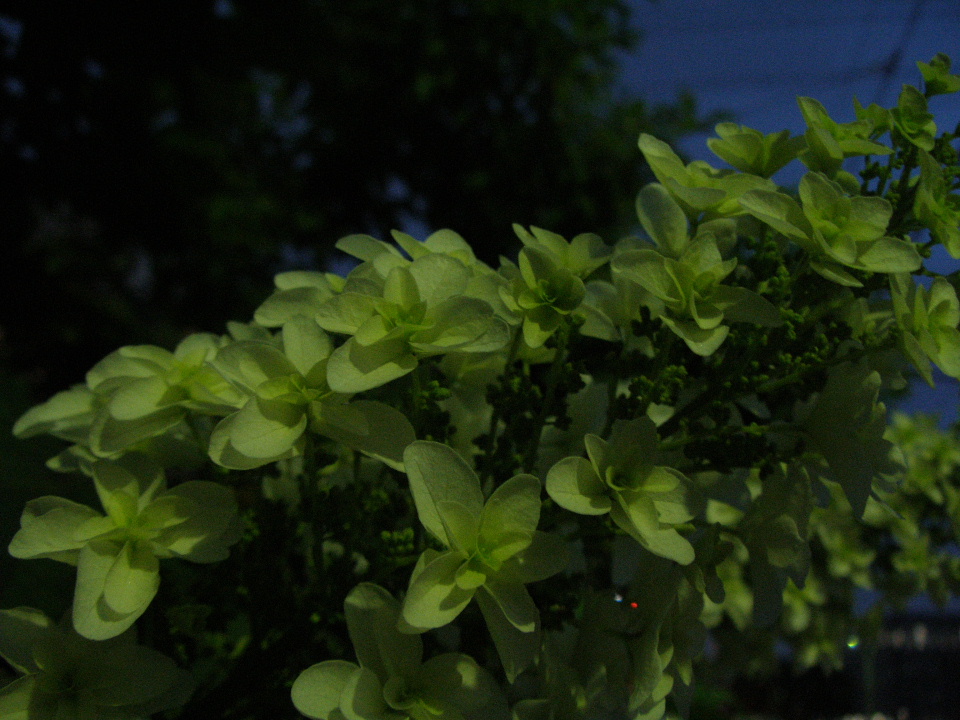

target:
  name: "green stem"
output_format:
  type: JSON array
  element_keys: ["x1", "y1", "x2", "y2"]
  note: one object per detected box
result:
[
  {"x1": 409, "y1": 360, "x2": 426, "y2": 435},
  {"x1": 522, "y1": 322, "x2": 571, "y2": 472},
  {"x1": 600, "y1": 368, "x2": 620, "y2": 440},
  {"x1": 599, "y1": 325, "x2": 676, "y2": 440},
  {"x1": 299, "y1": 435, "x2": 320, "y2": 588},
  {"x1": 888, "y1": 144, "x2": 920, "y2": 233},
  {"x1": 755, "y1": 335, "x2": 897, "y2": 395},
  {"x1": 480, "y1": 328, "x2": 523, "y2": 486}
]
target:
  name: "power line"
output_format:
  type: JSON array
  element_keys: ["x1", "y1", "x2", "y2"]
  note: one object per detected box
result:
[
  {"x1": 647, "y1": 62, "x2": 895, "y2": 93},
  {"x1": 637, "y1": 0, "x2": 951, "y2": 38},
  {"x1": 872, "y1": 0, "x2": 930, "y2": 104}
]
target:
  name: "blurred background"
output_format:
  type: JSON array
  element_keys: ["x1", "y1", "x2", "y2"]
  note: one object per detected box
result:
[{"x1": 1, "y1": 1, "x2": 958, "y2": 717}]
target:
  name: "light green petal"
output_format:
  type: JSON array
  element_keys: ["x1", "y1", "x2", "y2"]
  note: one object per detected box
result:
[
  {"x1": 224, "y1": 398, "x2": 307, "y2": 460},
  {"x1": 809, "y1": 259, "x2": 862, "y2": 287},
  {"x1": 8, "y1": 496, "x2": 102, "y2": 563},
  {"x1": 455, "y1": 563, "x2": 488, "y2": 591},
  {"x1": 436, "y1": 501, "x2": 481, "y2": 555},
  {"x1": 0, "y1": 674, "x2": 35, "y2": 718},
  {"x1": 934, "y1": 330, "x2": 960, "y2": 378},
  {"x1": 546, "y1": 457, "x2": 611, "y2": 515},
  {"x1": 798, "y1": 171, "x2": 841, "y2": 213},
  {"x1": 479, "y1": 474, "x2": 540, "y2": 552},
  {"x1": 326, "y1": 336, "x2": 417, "y2": 394},
  {"x1": 320, "y1": 400, "x2": 415, "y2": 472},
  {"x1": 213, "y1": 341, "x2": 296, "y2": 394},
  {"x1": 73, "y1": 541, "x2": 140, "y2": 640},
  {"x1": 845, "y1": 197, "x2": 893, "y2": 241},
  {"x1": 282, "y1": 316, "x2": 334, "y2": 378},
  {"x1": 292, "y1": 660, "x2": 358, "y2": 720},
  {"x1": 86, "y1": 345, "x2": 173, "y2": 392},
  {"x1": 662, "y1": 317, "x2": 729, "y2": 356},
  {"x1": 474, "y1": 587, "x2": 540, "y2": 683},
  {"x1": 401, "y1": 551, "x2": 474, "y2": 630},
  {"x1": 521, "y1": 310, "x2": 560, "y2": 349},
  {"x1": 408, "y1": 254, "x2": 470, "y2": 305},
  {"x1": 254, "y1": 286, "x2": 331, "y2": 327},
  {"x1": 417, "y1": 653, "x2": 507, "y2": 718},
  {"x1": 635, "y1": 184, "x2": 689, "y2": 258},
  {"x1": 153, "y1": 481, "x2": 241, "y2": 562},
  {"x1": 412, "y1": 298, "x2": 504, "y2": 353},
  {"x1": 421, "y1": 228, "x2": 475, "y2": 258},
  {"x1": 711, "y1": 286, "x2": 782, "y2": 327},
  {"x1": 568, "y1": 232, "x2": 613, "y2": 277},
  {"x1": 638, "y1": 134, "x2": 689, "y2": 188},
  {"x1": 664, "y1": 178, "x2": 726, "y2": 214},
  {"x1": 651, "y1": 485, "x2": 694, "y2": 523},
  {"x1": 340, "y1": 666, "x2": 395, "y2": 720},
  {"x1": 481, "y1": 578, "x2": 538, "y2": 633},
  {"x1": 102, "y1": 541, "x2": 160, "y2": 615},
  {"x1": 344, "y1": 583, "x2": 422, "y2": 683},
  {"x1": 403, "y1": 441, "x2": 484, "y2": 547},
  {"x1": 612, "y1": 250, "x2": 680, "y2": 304},
  {"x1": 515, "y1": 225, "x2": 568, "y2": 262},
  {"x1": 383, "y1": 266, "x2": 422, "y2": 309},
  {"x1": 100, "y1": 457, "x2": 179, "y2": 514},
  {"x1": 0, "y1": 608, "x2": 53, "y2": 674},
  {"x1": 12, "y1": 385, "x2": 95, "y2": 440},
  {"x1": 134, "y1": 495, "x2": 190, "y2": 535},
  {"x1": 738, "y1": 189, "x2": 812, "y2": 241},
  {"x1": 108, "y1": 376, "x2": 176, "y2": 421},
  {"x1": 336, "y1": 233, "x2": 403, "y2": 262},
  {"x1": 501, "y1": 531, "x2": 570, "y2": 583},
  {"x1": 89, "y1": 405, "x2": 185, "y2": 455},
  {"x1": 315, "y1": 293, "x2": 381, "y2": 336},
  {"x1": 613, "y1": 493, "x2": 694, "y2": 565},
  {"x1": 208, "y1": 412, "x2": 304, "y2": 470},
  {"x1": 354, "y1": 314, "x2": 399, "y2": 347},
  {"x1": 929, "y1": 278, "x2": 960, "y2": 326},
  {"x1": 855, "y1": 236, "x2": 922, "y2": 273},
  {"x1": 607, "y1": 489, "x2": 652, "y2": 536}
]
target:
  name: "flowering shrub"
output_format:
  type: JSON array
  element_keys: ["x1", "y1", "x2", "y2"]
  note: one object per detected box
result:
[{"x1": 3, "y1": 54, "x2": 960, "y2": 719}]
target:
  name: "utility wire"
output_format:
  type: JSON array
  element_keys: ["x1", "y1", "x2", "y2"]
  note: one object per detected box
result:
[
  {"x1": 872, "y1": 0, "x2": 929, "y2": 104},
  {"x1": 640, "y1": 0, "x2": 950, "y2": 37}
]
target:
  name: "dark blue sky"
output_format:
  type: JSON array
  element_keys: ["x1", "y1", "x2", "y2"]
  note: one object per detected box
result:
[
  {"x1": 618, "y1": 0, "x2": 960, "y2": 425},
  {"x1": 620, "y1": 0, "x2": 959, "y2": 158}
]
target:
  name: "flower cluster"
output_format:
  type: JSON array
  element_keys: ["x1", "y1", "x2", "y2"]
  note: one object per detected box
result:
[{"x1": 3, "y1": 54, "x2": 960, "y2": 720}]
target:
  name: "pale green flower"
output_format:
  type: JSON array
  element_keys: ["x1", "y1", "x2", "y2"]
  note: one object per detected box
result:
[
  {"x1": 890, "y1": 85, "x2": 937, "y2": 151},
  {"x1": 291, "y1": 583, "x2": 507, "y2": 720},
  {"x1": 613, "y1": 185, "x2": 780, "y2": 355},
  {"x1": 917, "y1": 53, "x2": 960, "y2": 96},
  {"x1": 546, "y1": 417, "x2": 696, "y2": 564},
  {"x1": 794, "y1": 362, "x2": 901, "y2": 517},
  {"x1": 914, "y1": 150, "x2": 960, "y2": 258},
  {"x1": 499, "y1": 246, "x2": 586, "y2": 348},
  {"x1": 890, "y1": 272, "x2": 960, "y2": 385},
  {"x1": 0, "y1": 607, "x2": 193, "y2": 719},
  {"x1": 637, "y1": 134, "x2": 775, "y2": 218},
  {"x1": 707, "y1": 123, "x2": 804, "y2": 178},
  {"x1": 400, "y1": 441, "x2": 569, "y2": 681},
  {"x1": 796, "y1": 97, "x2": 891, "y2": 177},
  {"x1": 316, "y1": 254, "x2": 509, "y2": 392},
  {"x1": 512, "y1": 225, "x2": 611, "y2": 278},
  {"x1": 740, "y1": 172, "x2": 921, "y2": 286},
  {"x1": 8, "y1": 455, "x2": 241, "y2": 640},
  {"x1": 254, "y1": 270, "x2": 345, "y2": 328},
  {"x1": 208, "y1": 316, "x2": 415, "y2": 470},
  {"x1": 13, "y1": 333, "x2": 245, "y2": 464}
]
